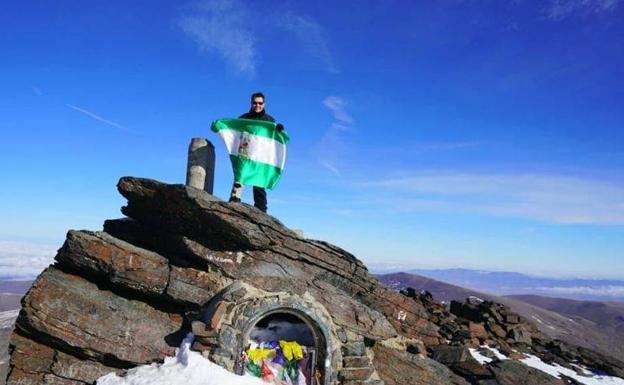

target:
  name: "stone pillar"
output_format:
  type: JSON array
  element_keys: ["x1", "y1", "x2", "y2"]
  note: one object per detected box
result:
[{"x1": 186, "y1": 138, "x2": 215, "y2": 194}]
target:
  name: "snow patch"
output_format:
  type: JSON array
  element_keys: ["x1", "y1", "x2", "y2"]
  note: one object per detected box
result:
[
  {"x1": 469, "y1": 345, "x2": 508, "y2": 365},
  {"x1": 469, "y1": 348, "x2": 493, "y2": 365},
  {"x1": 531, "y1": 315, "x2": 556, "y2": 330},
  {"x1": 519, "y1": 354, "x2": 624, "y2": 385},
  {"x1": 484, "y1": 346, "x2": 508, "y2": 361},
  {"x1": 0, "y1": 309, "x2": 20, "y2": 328},
  {"x1": 97, "y1": 333, "x2": 265, "y2": 385},
  {"x1": 469, "y1": 346, "x2": 624, "y2": 385}
]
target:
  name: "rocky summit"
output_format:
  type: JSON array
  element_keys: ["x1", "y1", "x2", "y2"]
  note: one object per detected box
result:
[{"x1": 5, "y1": 177, "x2": 624, "y2": 385}]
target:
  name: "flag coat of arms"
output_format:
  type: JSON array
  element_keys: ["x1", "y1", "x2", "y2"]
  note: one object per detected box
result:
[{"x1": 211, "y1": 118, "x2": 289, "y2": 190}]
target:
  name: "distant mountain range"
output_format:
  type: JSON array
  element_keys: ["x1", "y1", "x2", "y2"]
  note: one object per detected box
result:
[
  {"x1": 368, "y1": 266, "x2": 624, "y2": 302},
  {"x1": 377, "y1": 272, "x2": 624, "y2": 363},
  {"x1": 0, "y1": 280, "x2": 32, "y2": 296}
]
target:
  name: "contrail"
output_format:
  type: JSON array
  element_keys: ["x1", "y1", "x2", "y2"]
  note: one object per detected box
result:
[{"x1": 66, "y1": 104, "x2": 130, "y2": 132}]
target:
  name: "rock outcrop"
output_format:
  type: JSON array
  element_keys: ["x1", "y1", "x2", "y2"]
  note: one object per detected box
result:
[
  {"x1": 5, "y1": 177, "x2": 624, "y2": 385},
  {"x1": 401, "y1": 288, "x2": 624, "y2": 383}
]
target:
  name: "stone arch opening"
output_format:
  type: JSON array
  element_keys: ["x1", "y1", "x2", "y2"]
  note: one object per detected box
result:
[{"x1": 241, "y1": 308, "x2": 328, "y2": 385}]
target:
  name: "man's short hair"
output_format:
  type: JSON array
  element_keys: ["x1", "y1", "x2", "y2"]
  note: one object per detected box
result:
[{"x1": 251, "y1": 92, "x2": 265, "y2": 101}]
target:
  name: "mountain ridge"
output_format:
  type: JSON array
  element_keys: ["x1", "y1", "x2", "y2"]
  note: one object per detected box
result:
[
  {"x1": 373, "y1": 267, "x2": 624, "y2": 302},
  {"x1": 377, "y1": 272, "x2": 624, "y2": 362}
]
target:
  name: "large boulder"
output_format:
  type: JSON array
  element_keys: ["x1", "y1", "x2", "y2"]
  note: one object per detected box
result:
[
  {"x1": 15, "y1": 267, "x2": 183, "y2": 365},
  {"x1": 373, "y1": 341, "x2": 470, "y2": 385},
  {"x1": 489, "y1": 360, "x2": 565, "y2": 385}
]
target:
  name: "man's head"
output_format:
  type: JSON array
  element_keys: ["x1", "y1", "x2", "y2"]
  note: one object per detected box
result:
[{"x1": 250, "y1": 92, "x2": 265, "y2": 114}]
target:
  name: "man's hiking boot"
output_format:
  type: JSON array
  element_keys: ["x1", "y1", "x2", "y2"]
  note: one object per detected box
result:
[{"x1": 229, "y1": 196, "x2": 241, "y2": 203}]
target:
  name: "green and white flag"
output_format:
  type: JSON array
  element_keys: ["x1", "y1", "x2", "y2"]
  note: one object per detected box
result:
[{"x1": 211, "y1": 118, "x2": 290, "y2": 190}]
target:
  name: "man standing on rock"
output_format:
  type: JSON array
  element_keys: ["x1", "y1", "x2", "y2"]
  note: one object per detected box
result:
[{"x1": 228, "y1": 92, "x2": 285, "y2": 213}]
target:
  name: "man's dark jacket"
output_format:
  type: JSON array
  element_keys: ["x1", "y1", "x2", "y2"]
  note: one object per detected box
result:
[
  {"x1": 237, "y1": 109, "x2": 275, "y2": 212},
  {"x1": 239, "y1": 110, "x2": 275, "y2": 122}
]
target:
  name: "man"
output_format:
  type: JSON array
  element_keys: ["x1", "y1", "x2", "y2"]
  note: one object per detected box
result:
[{"x1": 229, "y1": 92, "x2": 284, "y2": 212}]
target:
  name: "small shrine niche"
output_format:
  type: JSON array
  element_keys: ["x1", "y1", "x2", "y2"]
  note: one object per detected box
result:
[{"x1": 242, "y1": 309, "x2": 327, "y2": 385}]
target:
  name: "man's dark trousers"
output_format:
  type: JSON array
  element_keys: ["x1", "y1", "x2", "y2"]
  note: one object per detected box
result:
[{"x1": 253, "y1": 186, "x2": 267, "y2": 212}]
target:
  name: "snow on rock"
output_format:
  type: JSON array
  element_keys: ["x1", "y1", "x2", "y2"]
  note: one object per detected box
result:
[
  {"x1": 469, "y1": 348, "x2": 494, "y2": 365},
  {"x1": 519, "y1": 354, "x2": 624, "y2": 385},
  {"x1": 469, "y1": 346, "x2": 624, "y2": 385},
  {"x1": 97, "y1": 334, "x2": 265, "y2": 385},
  {"x1": 488, "y1": 346, "x2": 507, "y2": 360},
  {"x1": 469, "y1": 345, "x2": 508, "y2": 365}
]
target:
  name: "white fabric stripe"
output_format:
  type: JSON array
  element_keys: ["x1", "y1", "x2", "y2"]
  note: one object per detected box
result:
[
  {"x1": 218, "y1": 129, "x2": 241, "y2": 156},
  {"x1": 218, "y1": 129, "x2": 286, "y2": 169}
]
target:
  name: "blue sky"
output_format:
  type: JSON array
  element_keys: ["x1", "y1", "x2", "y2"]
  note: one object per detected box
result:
[{"x1": 1, "y1": 0, "x2": 623, "y2": 280}]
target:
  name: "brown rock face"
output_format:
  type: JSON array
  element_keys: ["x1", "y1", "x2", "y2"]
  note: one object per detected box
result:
[
  {"x1": 17, "y1": 267, "x2": 182, "y2": 365},
  {"x1": 468, "y1": 322, "x2": 487, "y2": 340},
  {"x1": 372, "y1": 343, "x2": 470, "y2": 385},
  {"x1": 166, "y1": 265, "x2": 230, "y2": 307},
  {"x1": 8, "y1": 334, "x2": 119, "y2": 385},
  {"x1": 57, "y1": 230, "x2": 170, "y2": 296}
]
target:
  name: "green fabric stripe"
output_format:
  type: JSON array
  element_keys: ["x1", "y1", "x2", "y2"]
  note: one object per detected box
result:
[
  {"x1": 211, "y1": 118, "x2": 290, "y2": 144},
  {"x1": 230, "y1": 155, "x2": 283, "y2": 190}
]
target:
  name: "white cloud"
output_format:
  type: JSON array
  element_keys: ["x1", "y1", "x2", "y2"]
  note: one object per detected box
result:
[
  {"x1": 544, "y1": 0, "x2": 620, "y2": 20},
  {"x1": 179, "y1": 0, "x2": 255, "y2": 75},
  {"x1": 279, "y1": 14, "x2": 337, "y2": 73},
  {"x1": 318, "y1": 96, "x2": 355, "y2": 175},
  {"x1": 364, "y1": 172, "x2": 624, "y2": 224},
  {"x1": 66, "y1": 104, "x2": 130, "y2": 132},
  {"x1": 0, "y1": 241, "x2": 57, "y2": 279},
  {"x1": 323, "y1": 96, "x2": 353, "y2": 124},
  {"x1": 178, "y1": 2, "x2": 336, "y2": 75},
  {"x1": 534, "y1": 285, "x2": 624, "y2": 297}
]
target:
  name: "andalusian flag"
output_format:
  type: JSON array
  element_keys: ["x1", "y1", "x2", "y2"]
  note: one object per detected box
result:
[{"x1": 211, "y1": 118, "x2": 289, "y2": 190}]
